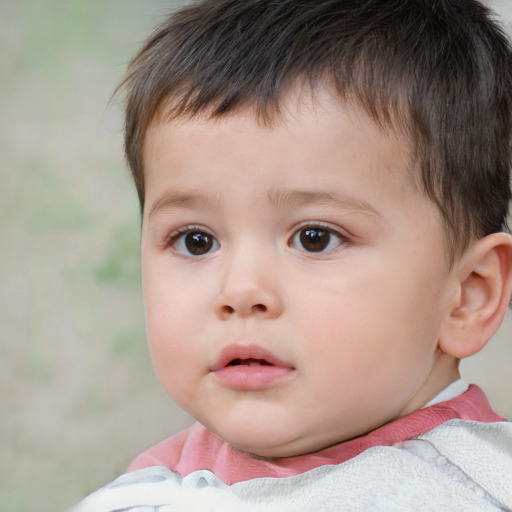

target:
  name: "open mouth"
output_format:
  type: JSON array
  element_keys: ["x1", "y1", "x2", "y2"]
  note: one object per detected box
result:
[
  {"x1": 212, "y1": 344, "x2": 293, "y2": 372},
  {"x1": 227, "y1": 358, "x2": 274, "y2": 367},
  {"x1": 213, "y1": 346, "x2": 294, "y2": 389}
]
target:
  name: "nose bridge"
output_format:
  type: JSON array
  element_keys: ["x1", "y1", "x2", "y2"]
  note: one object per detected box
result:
[{"x1": 214, "y1": 240, "x2": 283, "y2": 319}]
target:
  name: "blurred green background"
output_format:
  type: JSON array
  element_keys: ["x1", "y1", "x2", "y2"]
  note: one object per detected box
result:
[
  {"x1": 1, "y1": 2, "x2": 194, "y2": 511},
  {"x1": 0, "y1": 1, "x2": 511, "y2": 511}
]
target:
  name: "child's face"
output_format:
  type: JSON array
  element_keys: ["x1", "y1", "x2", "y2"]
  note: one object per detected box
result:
[{"x1": 141, "y1": 90, "x2": 459, "y2": 458}]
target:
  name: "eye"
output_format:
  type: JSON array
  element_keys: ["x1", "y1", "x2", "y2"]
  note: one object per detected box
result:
[
  {"x1": 290, "y1": 226, "x2": 344, "y2": 253},
  {"x1": 171, "y1": 229, "x2": 219, "y2": 256}
]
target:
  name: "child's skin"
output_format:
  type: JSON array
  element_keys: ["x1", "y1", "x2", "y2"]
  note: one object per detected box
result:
[{"x1": 140, "y1": 86, "x2": 512, "y2": 460}]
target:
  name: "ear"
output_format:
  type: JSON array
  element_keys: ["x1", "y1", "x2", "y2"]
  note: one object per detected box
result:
[{"x1": 439, "y1": 233, "x2": 512, "y2": 359}]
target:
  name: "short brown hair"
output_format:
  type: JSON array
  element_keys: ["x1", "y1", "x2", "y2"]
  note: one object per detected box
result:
[{"x1": 119, "y1": 0, "x2": 512, "y2": 256}]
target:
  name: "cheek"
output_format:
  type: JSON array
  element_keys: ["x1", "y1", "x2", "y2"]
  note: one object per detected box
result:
[
  {"x1": 143, "y1": 274, "x2": 203, "y2": 397},
  {"x1": 143, "y1": 262, "x2": 202, "y2": 332},
  {"x1": 296, "y1": 264, "x2": 437, "y2": 377},
  {"x1": 145, "y1": 312, "x2": 201, "y2": 411},
  {"x1": 295, "y1": 289, "x2": 386, "y2": 389}
]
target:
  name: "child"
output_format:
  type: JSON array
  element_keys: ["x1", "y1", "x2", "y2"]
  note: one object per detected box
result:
[{"x1": 73, "y1": 0, "x2": 512, "y2": 510}]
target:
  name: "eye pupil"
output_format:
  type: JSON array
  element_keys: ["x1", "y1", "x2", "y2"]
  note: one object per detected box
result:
[
  {"x1": 185, "y1": 232, "x2": 213, "y2": 255},
  {"x1": 300, "y1": 229, "x2": 330, "y2": 252}
]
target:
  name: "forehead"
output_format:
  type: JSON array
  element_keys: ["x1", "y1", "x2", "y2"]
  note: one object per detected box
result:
[
  {"x1": 148, "y1": 83, "x2": 413, "y2": 156},
  {"x1": 144, "y1": 85, "x2": 415, "y2": 182}
]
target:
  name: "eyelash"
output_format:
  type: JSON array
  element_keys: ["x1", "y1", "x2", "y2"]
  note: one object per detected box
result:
[
  {"x1": 165, "y1": 225, "x2": 206, "y2": 245},
  {"x1": 164, "y1": 223, "x2": 347, "y2": 256}
]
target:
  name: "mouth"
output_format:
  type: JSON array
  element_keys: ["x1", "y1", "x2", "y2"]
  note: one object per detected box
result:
[
  {"x1": 211, "y1": 344, "x2": 294, "y2": 390},
  {"x1": 212, "y1": 344, "x2": 293, "y2": 371},
  {"x1": 227, "y1": 358, "x2": 275, "y2": 367}
]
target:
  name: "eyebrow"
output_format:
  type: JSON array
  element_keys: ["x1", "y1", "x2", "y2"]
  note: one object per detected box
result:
[
  {"x1": 267, "y1": 188, "x2": 381, "y2": 217},
  {"x1": 148, "y1": 191, "x2": 223, "y2": 221},
  {"x1": 148, "y1": 187, "x2": 381, "y2": 221}
]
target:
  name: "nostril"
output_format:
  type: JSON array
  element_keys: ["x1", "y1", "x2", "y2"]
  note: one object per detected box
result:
[{"x1": 216, "y1": 301, "x2": 273, "y2": 318}]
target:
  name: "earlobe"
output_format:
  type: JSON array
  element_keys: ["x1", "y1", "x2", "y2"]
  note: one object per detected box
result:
[{"x1": 439, "y1": 233, "x2": 512, "y2": 359}]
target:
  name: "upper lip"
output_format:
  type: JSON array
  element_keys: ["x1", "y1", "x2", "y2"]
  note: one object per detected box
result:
[{"x1": 211, "y1": 343, "x2": 294, "y2": 371}]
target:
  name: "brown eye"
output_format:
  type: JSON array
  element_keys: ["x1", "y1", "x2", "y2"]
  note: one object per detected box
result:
[
  {"x1": 174, "y1": 231, "x2": 219, "y2": 256},
  {"x1": 291, "y1": 227, "x2": 343, "y2": 253},
  {"x1": 185, "y1": 232, "x2": 213, "y2": 255}
]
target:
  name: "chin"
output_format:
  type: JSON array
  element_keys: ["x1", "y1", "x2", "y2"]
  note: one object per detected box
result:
[
  {"x1": 228, "y1": 429, "x2": 334, "y2": 460},
  {"x1": 232, "y1": 440, "x2": 299, "y2": 460},
  {"x1": 210, "y1": 422, "x2": 305, "y2": 459}
]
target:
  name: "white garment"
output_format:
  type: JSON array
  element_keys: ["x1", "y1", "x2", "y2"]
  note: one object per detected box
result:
[
  {"x1": 70, "y1": 419, "x2": 512, "y2": 512},
  {"x1": 421, "y1": 378, "x2": 469, "y2": 409}
]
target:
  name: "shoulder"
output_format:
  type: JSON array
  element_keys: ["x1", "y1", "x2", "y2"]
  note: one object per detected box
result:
[
  {"x1": 228, "y1": 419, "x2": 512, "y2": 510},
  {"x1": 414, "y1": 419, "x2": 512, "y2": 507},
  {"x1": 418, "y1": 416, "x2": 512, "y2": 452}
]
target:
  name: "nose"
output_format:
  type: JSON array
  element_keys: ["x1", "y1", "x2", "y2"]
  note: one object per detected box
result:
[{"x1": 213, "y1": 251, "x2": 284, "y2": 320}]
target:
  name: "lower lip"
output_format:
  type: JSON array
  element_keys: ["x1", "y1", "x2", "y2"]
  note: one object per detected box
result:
[{"x1": 213, "y1": 365, "x2": 294, "y2": 390}]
